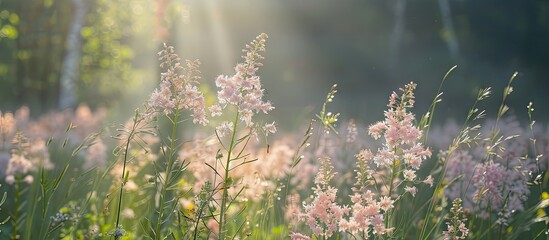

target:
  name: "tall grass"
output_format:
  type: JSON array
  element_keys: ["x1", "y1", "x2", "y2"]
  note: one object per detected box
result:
[{"x1": 0, "y1": 34, "x2": 548, "y2": 240}]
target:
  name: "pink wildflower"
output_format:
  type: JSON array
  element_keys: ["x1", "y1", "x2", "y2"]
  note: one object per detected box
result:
[
  {"x1": 379, "y1": 196, "x2": 394, "y2": 211},
  {"x1": 442, "y1": 198, "x2": 469, "y2": 240},
  {"x1": 148, "y1": 44, "x2": 208, "y2": 125},
  {"x1": 299, "y1": 158, "x2": 348, "y2": 238},
  {"x1": 85, "y1": 138, "x2": 107, "y2": 170},
  {"x1": 5, "y1": 175, "x2": 14, "y2": 184},
  {"x1": 404, "y1": 186, "x2": 417, "y2": 197},
  {"x1": 0, "y1": 111, "x2": 15, "y2": 144},
  {"x1": 346, "y1": 119, "x2": 358, "y2": 143},
  {"x1": 210, "y1": 33, "x2": 274, "y2": 127},
  {"x1": 209, "y1": 104, "x2": 222, "y2": 117},
  {"x1": 423, "y1": 175, "x2": 434, "y2": 187},
  {"x1": 289, "y1": 232, "x2": 311, "y2": 240},
  {"x1": 403, "y1": 169, "x2": 416, "y2": 181},
  {"x1": 368, "y1": 121, "x2": 386, "y2": 140},
  {"x1": 216, "y1": 121, "x2": 233, "y2": 138},
  {"x1": 263, "y1": 121, "x2": 277, "y2": 136},
  {"x1": 23, "y1": 175, "x2": 33, "y2": 184}
]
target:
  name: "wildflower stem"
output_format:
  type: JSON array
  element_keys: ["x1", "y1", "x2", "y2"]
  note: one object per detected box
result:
[
  {"x1": 12, "y1": 175, "x2": 20, "y2": 239},
  {"x1": 114, "y1": 121, "x2": 136, "y2": 239},
  {"x1": 219, "y1": 111, "x2": 240, "y2": 240},
  {"x1": 154, "y1": 108, "x2": 181, "y2": 240}
]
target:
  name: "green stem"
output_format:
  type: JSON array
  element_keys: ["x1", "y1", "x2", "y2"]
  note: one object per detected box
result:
[
  {"x1": 193, "y1": 199, "x2": 207, "y2": 240},
  {"x1": 219, "y1": 111, "x2": 240, "y2": 240},
  {"x1": 385, "y1": 152, "x2": 399, "y2": 230},
  {"x1": 12, "y1": 176, "x2": 21, "y2": 239},
  {"x1": 154, "y1": 108, "x2": 181, "y2": 240},
  {"x1": 114, "y1": 124, "x2": 136, "y2": 239}
]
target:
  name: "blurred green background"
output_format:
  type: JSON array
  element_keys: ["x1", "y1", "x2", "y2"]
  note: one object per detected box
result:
[{"x1": 1, "y1": 0, "x2": 548, "y2": 127}]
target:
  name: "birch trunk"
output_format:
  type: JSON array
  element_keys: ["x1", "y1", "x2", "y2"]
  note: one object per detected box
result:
[{"x1": 58, "y1": 0, "x2": 87, "y2": 109}]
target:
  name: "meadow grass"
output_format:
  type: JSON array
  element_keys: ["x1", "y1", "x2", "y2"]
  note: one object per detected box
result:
[{"x1": 0, "y1": 34, "x2": 548, "y2": 240}]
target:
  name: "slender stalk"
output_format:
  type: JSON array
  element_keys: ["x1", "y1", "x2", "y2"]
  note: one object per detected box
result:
[
  {"x1": 114, "y1": 123, "x2": 136, "y2": 239},
  {"x1": 154, "y1": 108, "x2": 181, "y2": 240},
  {"x1": 193, "y1": 198, "x2": 207, "y2": 240},
  {"x1": 219, "y1": 111, "x2": 240, "y2": 240},
  {"x1": 12, "y1": 176, "x2": 21, "y2": 239},
  {"x1": 419, "y1": 88, "x2": 488, "y2": 240}
]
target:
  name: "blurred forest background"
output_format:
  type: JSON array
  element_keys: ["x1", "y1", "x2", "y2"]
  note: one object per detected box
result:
[{"x1": 1, "y1": 0, "x2": 549, "y2": 128}]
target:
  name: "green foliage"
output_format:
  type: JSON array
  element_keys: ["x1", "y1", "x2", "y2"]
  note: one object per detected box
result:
[
  {"x1": 0, "y1": 184, "x2": 10, "y2": 233},
  {"x1": 78, "y1": 0, "x2": 153, "y2": 108}
]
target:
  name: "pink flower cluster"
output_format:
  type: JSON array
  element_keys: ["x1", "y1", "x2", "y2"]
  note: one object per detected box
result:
[
  {"x1": 296, "y1": 158, "x2": 349, "y2": 238},
  {"x1": 339, "y1": 191, "x2": 394, "y2": 236},
  {"x1": 440, "y1": 117, "x2": 535, "y2": 220},
  {"x1": 442, "y1": 198, "x2": 469, "y2": 240},
  {"x1": 5, "y1": 132, "x2": 53, "y2": 184},
  {"x1": 368, "y1": 83, "x2": 431, "y2": 171},
  {"x1": 0, "y1": 110, "x2": 15, "y2": 147},
  {"x1": 148, "y1": 44, "x2": 208, "y2": 125},
  {"x1": 1, "y1": 105, "x2": 105, "y2": 176},
  {"x1": 365, "y1": 82, "x2": 432, "y2": 194},
  {"x1": 209, "y1": 33, "x2": 274, "y2": 128}
]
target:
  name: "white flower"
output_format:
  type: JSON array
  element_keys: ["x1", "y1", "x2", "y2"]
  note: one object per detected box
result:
[
  {"x1": 23, "y1": 175, "x2": 34, "y2": 184},
  {"x1": 209, "y1": 104, "x2": 223, "y2": 117},
  {"x1": 405, "y1": 186, "x2": 417, "y2": 197},
  {"x1": 216, "y1": 121, "x2": 233, "y2": 138},
  {"x1": 403, "y1": 169, "x2": 416, "y2": 181},
  {"x1": 263, "y1": 121, "x2": 277, "y2": 136},
  {"x1": 5, "y1": 175, "x2": 15, "y2": 185}
]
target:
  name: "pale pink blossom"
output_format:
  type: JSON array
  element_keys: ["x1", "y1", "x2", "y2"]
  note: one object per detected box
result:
[
  {"x1": 404, "y1": 186, "x2": 417, "y2": 197},
  {"x1": 85, "y1": 138, "x2": 107, "y2": 170},
  {"x1": 379, "y1": 196, "x2": 394, "y2": 211},
  {"x1": 442, "y1": 198, "x2": 469, "y2": 240},
  {"x1": 403, "y1": 169, "x2": 416, "y2": 181},
  {"x1": 346, "y1": 119, "x2": 358, "y2": 143},
  {"x1": 210, "y1": 33, "x2": 274, "y2": 127},
  {"x1": 148, "y1": 44, "x2": 208, "y2": 125},
  {"x1": 263, "y1": 121, "x2": 277, "y2": 136},
  {"x1": 423, "y1": 175, "x2": 434, "y2": 187},
  {"x1": 6, "y1": 154, "x2": 32, "y2": 176},
  {"x1": 299, "y1": 158, "x2": 348, "y2": 238},
  {"x1": 5, "y1": 175, "x2": 14, "y2": 184},
  {"x1": 209, "y1": 104, "x2": 222, "y2": 117},
  {"x1": 368, "y1": 121, "x2": 386, "y2": 140},
  {"x1": 216, "y1": 121, "x2": 233, "y2": 138},
  {"x1": 289, "y1": 232, "x2": 311, "y2": 240},
  {"x1": 122, "y1": 208, "x2": 135, "y2": 219},
  {"x1": 23, "y1": 175, "x2": 33, "y2": 184}
]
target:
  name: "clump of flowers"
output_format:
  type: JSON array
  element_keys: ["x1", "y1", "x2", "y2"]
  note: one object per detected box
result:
[
  {"x1": 209, "y1": 33, "x2": 274, "y2": 128},
  {"x1": 442, "y1": 198, "x2": 469, "y2": 240},
  {"x1": 0, "y1": 111, "x2": 15, "y2": 149},
  {"x1": 338, "y1": 189, "x2": 395, "y2": 237},
  {"x1": 5, "y1": 132, "x2": 54, "y2": 184},
  {"x1": 148, "y1": 43, "x2": 208, "y2": 125},
  {"x1": 84, "y1": 138, "x2": 108, "y2": 170},
  {"x1": 207, "y1": 33, "x2": 279, "y2": 240},
  {"x1": 293, "y1": 82, "x2": 432, "y2": 239},
  {"x1": 337, "y1": 83, "x2": 431, "y2": 238},
  {"x1": 367, "y1": 82, "x2": 431, "y2": 175},
  {"x1": 353, "y1": 82, "x2": 432, "y2": 199},
  {"x1": 295, "y1": 158, "x2": 349, "y2": 239},
  {"x1": 441, "y1": 117, "x2": 535, "y2": 221}
]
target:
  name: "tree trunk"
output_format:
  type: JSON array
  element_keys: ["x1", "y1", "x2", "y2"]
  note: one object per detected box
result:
[{"x1": 58, "y1": 0, "x2": 87, "y2": 109}]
